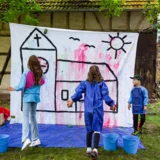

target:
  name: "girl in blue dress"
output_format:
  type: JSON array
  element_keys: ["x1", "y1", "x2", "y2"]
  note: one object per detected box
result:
[{"x1": 67, "y1": 65, "x2": 115, "y2": 160}]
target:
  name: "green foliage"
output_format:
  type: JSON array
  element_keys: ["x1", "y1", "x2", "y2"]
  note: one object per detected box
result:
[
  {"x1": 100, "y1": 0, "x2": 125, "y2": 17},
  {"x1": 148, "y1": 99, "x2": 160, "y2": 114},
  {"x1": 155, "y1": 83, "x2": 160, "y2": 98},
  {"x1": 0, "y1": 0, "x2": 42, "y2": 25},
  {"x1": 143, "y1": 0, "x2": 160, "y2": 27}
]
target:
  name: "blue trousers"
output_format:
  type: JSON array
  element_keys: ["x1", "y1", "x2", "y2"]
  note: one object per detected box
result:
[{"x1": 22, "y1": 102, "x2": 39, "y2": 143}]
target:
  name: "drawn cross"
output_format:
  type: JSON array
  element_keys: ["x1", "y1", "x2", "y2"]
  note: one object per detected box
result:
[{"x1": 34, "y1": 34, "x2": 41, "y2": 47}]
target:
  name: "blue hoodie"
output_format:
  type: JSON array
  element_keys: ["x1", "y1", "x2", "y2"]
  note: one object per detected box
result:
[{"x1": 14, "y1": 70, "x2": 45, "y2": 103}]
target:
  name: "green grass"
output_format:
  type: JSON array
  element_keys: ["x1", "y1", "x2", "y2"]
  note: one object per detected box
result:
[
  {"x1": 148, "y1": 100, "x2": 160, "y2": 114},
  {"x1": 0, "y1": 101, "x2": 160, "y2": 160}
]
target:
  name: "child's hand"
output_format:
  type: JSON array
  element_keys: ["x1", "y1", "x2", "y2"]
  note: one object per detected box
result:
[
  {"x1": 67, "y1": 100, "x2": 73, "y2": 108},
  {"x1": 110, "y1": 105, "x2": 116, "y2": 111},
  {"x1": 144, "y1": 106, "x2": 147, "y2": 110},
  {"x1": 7, "y1": 86, "x2": 15, "y2": 91},
  {"x1": 128, "y1": 104, "x2": 131, "y2": 110}
]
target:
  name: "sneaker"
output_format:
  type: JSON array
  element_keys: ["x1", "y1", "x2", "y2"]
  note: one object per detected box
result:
[
  {"x1": 132, "y1": 130, "x2": 139, "y2": 136},
  {"x1": 91, "y1": 151, "x2": 98, "y2": 160},
  {"x1": 21, "y1": 138, "x2": 31, "y2": 151},
  {"x1": 86, "y1": 151, "x2": 92, "y2": 157},
  {"x1": 29, "y1": 139, "x2": 41, "y2": 147}
]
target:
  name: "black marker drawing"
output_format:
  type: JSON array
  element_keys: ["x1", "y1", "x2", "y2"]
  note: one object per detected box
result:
[
  {"x1": 56, "y1": 59, "x2": 119, "y2": 113},
  {"x1": 38, "y1": 56, "x2": 49, "y2": 74},
  {"x1": 102, "y1": 32, "x2": 132, "y2": 59},
  {"x1": 20, "y1": 28, "x2": 57, "y2": 112},
  {"x1": 20, "y1": 28, "x2": 119, "y2": 114},
  {"x1": 61, "y1": 90, "x2": 69, "y2": 101},
  {"x1": 69, "y1": 37, "x2": 80, "y2": 41},
  {"x1": 34, "y1": 34, "x2": 42, "y2": 47},
  {"x1": 85, "y1": 44, "x2": 95, "y2": 48}
]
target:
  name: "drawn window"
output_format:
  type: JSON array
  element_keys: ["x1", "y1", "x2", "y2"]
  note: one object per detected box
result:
[{"x1": 61, "y1": 90, "x2": 69, "y2": 101}]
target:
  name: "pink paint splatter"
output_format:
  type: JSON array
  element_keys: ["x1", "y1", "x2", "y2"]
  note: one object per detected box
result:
[
  {"x1": 74, "y1": 44, "x2": 88, "y2": 70},
  {"x1": 106, "y1": 54, "x2": 112, "y2": 62},
  {"x1": 55, "y1": 82, "x2": 64, "y2": 114},
  {"x1": 104, "y1": 117, "x2": 111, "y2": 128},
  {"x1": 113, "y1": 117, "x2": 117, "y2": 127},
  {"x1": 117, "y1": 50, "x2": 122, "y2": 58},
  {"x1": 79, "y1": 103, "x2": 83, "y2": 120},
  {"x1": 98, "y1": 52, "x2": 103, "y2": 59},
  {"x1": 113, "y1": 62, "x2": 120, "y2": 70}
]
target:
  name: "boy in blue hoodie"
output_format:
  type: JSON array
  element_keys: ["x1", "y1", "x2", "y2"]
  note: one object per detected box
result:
[{"x1": 128, "y1": 75, "x2": 148, "y2": 135}]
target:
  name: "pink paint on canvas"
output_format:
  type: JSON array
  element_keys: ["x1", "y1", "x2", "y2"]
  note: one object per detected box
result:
[
  {"x1": 98, "y1": 52, "x2": 103, "y2": 59},
  {"x1": 117, "y1": 50, "x2": 122, "y2": 58},
  {"x1": 56, "y1": 82, "x2": 64, "y2": 112},
  {"x1": 104, "y1": 117, "x2": 111, "y2": 128},
  {"x1": 113, "y1": 62, "x2": 120, "y2": 70},
  {"x1": 113, "y1": 117, "x2": 117, "y2": 127},
  {"x1": 74, "y1": 44, "x2": 88, "y2": 63}
]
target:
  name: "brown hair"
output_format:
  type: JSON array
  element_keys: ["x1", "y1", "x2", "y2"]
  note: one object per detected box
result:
[
  {"x1": 28, "y1": 55, "x2": 43, "y2": 85},
  {"x1": 87, "y1": 65, "x2": 103, "y2": 84}
]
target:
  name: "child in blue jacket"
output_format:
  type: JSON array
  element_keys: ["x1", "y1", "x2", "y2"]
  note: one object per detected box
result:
[
  {"x1": 8, "y1": 55, "x2": 45, "y2": 151},
  {"x1": 128, "y1": 75, "x2": 148, "y2": 135},
  {"x1": 67, "y1": 65, "x2": 115, "y2": 160}
]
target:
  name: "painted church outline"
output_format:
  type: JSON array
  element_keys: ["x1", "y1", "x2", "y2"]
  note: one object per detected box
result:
[{"x1": 20, "y1": 28, "x2": 119, "y2": 113}]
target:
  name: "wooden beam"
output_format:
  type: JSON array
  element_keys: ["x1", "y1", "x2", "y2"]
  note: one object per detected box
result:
[
  {"x1": 4, "y1": 71, "x2": 10, "y2": 75},
  {"x1": 135, "y1": 14, "x2": 145, "y2": 30},
  {"x1": 109, "y1": 16, "x2": 112, "y2": 31},
  {"x1": 126, "y1": 11, "x2": 130, "y2": 30},
  {"x1": 83, "y1": 12, "x2": 86, "y2": 30},
  {"x1": 51, "y1": 12, "x2": 53, "y2": 27},
  {"x1": 93, "y1": 12, "x2": 104, "y2": 31},
  {"x1": 0, "y1": 52, "x2": 7, "y2": 56},
  {"x1": 67, "y1": 12, "x2": 70, "y2": 29},
  {"x1": 0, "y1": 47, "x2": 11, "y2": 85}
]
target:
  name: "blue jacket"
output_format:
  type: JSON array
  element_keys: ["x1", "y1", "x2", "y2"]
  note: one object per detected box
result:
[
  {"x1": 71, "y1": 81, "x2": 114, "y2": 113},
  {"x1": 128, "y1": 86, "x2": 148, "y2": 114},
  {"x1": 71, "y1": 80, "x2": 114, "y2": 133},
  {"x1": 14, "y1": 70, "x2": 45, "y2": 103}
]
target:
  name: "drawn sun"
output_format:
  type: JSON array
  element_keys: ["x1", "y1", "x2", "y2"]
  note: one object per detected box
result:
[{"x1": 102, "y1": 32, "x2": 132, "y2": 59}]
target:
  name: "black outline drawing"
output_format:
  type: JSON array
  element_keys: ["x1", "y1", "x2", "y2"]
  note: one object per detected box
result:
[
  {"x1": 19, "y1": 28, "x2": 119, "y2": 114},
  {"x1": 38, "y1": 56, "x2": 49, "y2": 74},
  {"x1": 85, "y1": 45, "x2": 95, "y2": 48},
  {"x1": 102, "y1": 32, "x2": 132, "y2": 59},
  {"x1": 20, "y1": 28, "x2": 58, "y2": 112},
  {"x1": 55, "y1": 59, "x2": 119, "y2": 114},
  {"x1": 61, "y1": 90, "x2": 69, "y2": 101},
  {"x1": 69, "y1": 37, "x2": 80, "y2": 41},
  {"x1": 34, "y1": 34, "x2": 42, "y2": 47}
]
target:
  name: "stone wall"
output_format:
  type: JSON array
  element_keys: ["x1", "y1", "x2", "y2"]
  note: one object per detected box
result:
[{"x1": 0, "y1": 11, "x2": 151, "y2": 92}]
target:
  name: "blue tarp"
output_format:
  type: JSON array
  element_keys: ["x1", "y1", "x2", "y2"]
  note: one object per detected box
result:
[{"x1": 0, "y1": 123, "x2": 145, "y2": 149}]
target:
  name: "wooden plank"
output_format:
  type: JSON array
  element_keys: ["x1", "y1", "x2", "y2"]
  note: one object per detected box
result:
[
  {"x1": 4, "y1": 71, "x2": 10, "y2": 75},
  {"x1": 109, "y1": 16, "x2": 112, "y2": 30},
  {"x1": 0, "y1": 93, "x2": 10, "y2": 100},
  {"x1": 135, "y1": 14, "x2": 145, "y2": 30},
  {"x1": 0, "y1": 52, "x2": 7, "y2": 56},
  {"x1": 0, "y1": 47, "x2": 11, "y2": 85},
  {"x1": 126, "y1": 11, "x2": 130, "y2": 30},
  {"x1": 93, "y1": 12, "x2": 104, "y2": 31}
]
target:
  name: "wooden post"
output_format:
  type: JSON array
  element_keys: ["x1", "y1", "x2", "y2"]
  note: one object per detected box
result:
[{"x1": 0, "y1": 47, "x2": 11, "y2": 85}]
